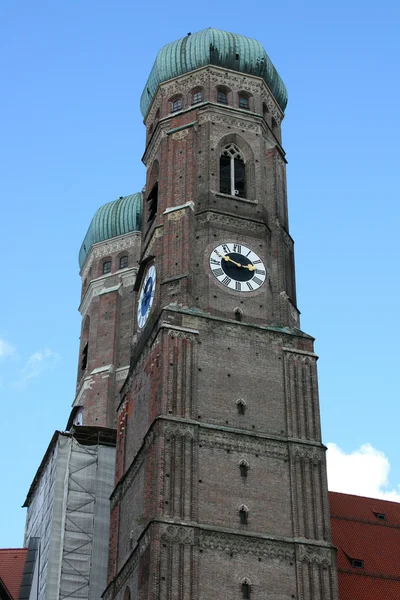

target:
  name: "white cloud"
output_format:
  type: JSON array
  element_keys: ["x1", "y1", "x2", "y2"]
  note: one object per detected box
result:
[
  {"x1": 11, "y1": 348, "x2": 60, "y2": 390},
  {"x1": 327, "y1": 442, "x2": 400, "y2": 502},
  {"x1": 0, "y1": 338, "x2": 15, "y2": 359}
]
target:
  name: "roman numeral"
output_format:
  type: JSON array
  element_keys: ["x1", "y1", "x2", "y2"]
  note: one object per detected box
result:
[
  {"x1": 212, "y1": 268, "x2": 224, "y2": 277},
  {"x1": 233, "y1": 244, "x2": 242, "y2": 253},
  {"x1": 222, "y1": 276, "x2": 231, "y2": 286},
  {"x1": 222, "y1": 244, "x2": 230, "y2": 254},
  {"x1": 235, "y1": 281, "x2": 241, "y2": 291},
  {"x1": 255, "y1": 269, "x2": 265, "y2": 275},
  {"x1": 252, "y1": 259, "x2": 262, "y2": 264},
  {"x1": 210, "y1": 258, "x2": 219, "y2": 265},
  {"x1": 246, "y1": 282, "x2": 254, "y2": 290},
  {"x1": 252, "y1": 276, "x2": 263, "y2": 286}
]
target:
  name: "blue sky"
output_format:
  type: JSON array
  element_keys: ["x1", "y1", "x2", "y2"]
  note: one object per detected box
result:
[{"x1": 1, "y1": 0, "x2": 399, "y2": 547}]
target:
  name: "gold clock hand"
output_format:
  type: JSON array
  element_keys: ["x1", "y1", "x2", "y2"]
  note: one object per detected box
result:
[
  {"x1": 242, "y1": 263, "x2": 256, "y2": 271},
  {"x1": 224, "y1": 256, "x2": 242, "y2": 268}
]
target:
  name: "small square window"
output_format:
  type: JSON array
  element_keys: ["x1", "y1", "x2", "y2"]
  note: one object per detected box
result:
[
  {"x1": 172, "y1": 98, "x2": 182, "y2": 112},
  {"x1": 192, "y1": 91, "x2": 202, "y2": 104},
  {"x1": 351, "y1": 559, "x2": 364, "y2": 568},
  {"x1": 376, "y1": 512, "x2": 386, "y2": 521},
  {"x1": 102, "y1": 261, "x2": 111, "y2": 274},
  {"x1": 239, "y1": 96, "x2": 249, "y2": 109},
  {"x1": 120, "y1": 255, "x2": 128, "y2": 269}
]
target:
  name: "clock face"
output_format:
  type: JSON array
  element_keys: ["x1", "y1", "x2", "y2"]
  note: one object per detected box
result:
[
  {"x1": 137, "y1": 264, "x2": 156, "y2": 328},
  {"x1": 209, "y1": 243, "x2": 266, "y2": 292}
]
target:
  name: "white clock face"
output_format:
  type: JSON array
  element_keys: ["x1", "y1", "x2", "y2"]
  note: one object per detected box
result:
[
  {"x1": 137, "y1": 264, "x2": 156, "y2": 328},
  {"x1": 210, "y1": 243, "x2": 266, "y2": 292}
]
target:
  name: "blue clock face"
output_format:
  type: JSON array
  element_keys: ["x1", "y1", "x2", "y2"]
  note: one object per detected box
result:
[{"x1": 137, "y1": 264, "x2": 156, "y2": 328}]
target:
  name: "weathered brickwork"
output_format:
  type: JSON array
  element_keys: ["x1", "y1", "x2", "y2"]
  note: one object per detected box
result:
[
  {"x1": 102, "y1": 62, "x2": 339, "y2": 600},
  {"x1": 70, "y1": 233, "x2": 141, "y2": 429}
]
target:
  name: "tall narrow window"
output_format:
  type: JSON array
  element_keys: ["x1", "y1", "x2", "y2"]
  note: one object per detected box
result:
[
  {"x1": 220, "y1": 144, "x2": 246, "y2": 197},
  {"x1": 217, "y1": 88, "x2": 228, "y2": 104},
  {"x1": 81, "y1": 342, "x2": 88, "y2": 371},
  {"x1": 147, "y1": 182, "x2": 158, "y2": 223},
  {"x1": 239, "y1": 94, "x2": 249, "y2": 109},
  {"x1": 123, "y1": 587, "x2": 131, "y2": 600},
  {"x1": 237, "y1": 400, "x2": 246, "y2": 415},
  {"x1": 239, "y1": 506, "x2": 248, "y2": 524},
  {"x1": 242, "y1": 581, "x2": 251, "y2": 599},
  {"x1": 119, "y1": 255, "x2": 128, "y2": 269},
  {"x1": 102, "y1": 260, "x2": 111, "y2": 274},
  {"x1": 271, "y1": 116, "x2": 280, "y2": 138},
  {"x1": 239, "y1": 460, "x2": 249, "y2": 478}
]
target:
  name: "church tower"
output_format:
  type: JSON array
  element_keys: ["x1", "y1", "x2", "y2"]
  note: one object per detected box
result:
[
  {"x1": 105, "y1": 29, "x2": 339, "y2": 600},
  {"x1": 70, "y1": 194, "x2": 142, "y2": 429}
]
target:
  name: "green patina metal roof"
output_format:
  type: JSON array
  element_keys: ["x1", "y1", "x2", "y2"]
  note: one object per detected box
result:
[
  {"x1": 79, "y1": 193, "x2": 143, "y2": 268},
  {"x1": 140, "y1": 28, "x2": 287, "y2": 118}
]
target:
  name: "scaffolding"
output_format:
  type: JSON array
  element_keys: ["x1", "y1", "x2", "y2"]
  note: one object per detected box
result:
[{"x1": 23, "y1": 427, "x2": 116, "y2": 600}]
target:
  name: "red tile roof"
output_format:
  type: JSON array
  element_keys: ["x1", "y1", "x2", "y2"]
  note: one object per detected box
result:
[
  {"x1": 330, "y1": 491, "x2": 400, "y2": 600},
  {"x1": 0, "y1": 549, "x2": 27, "y2": 599}
]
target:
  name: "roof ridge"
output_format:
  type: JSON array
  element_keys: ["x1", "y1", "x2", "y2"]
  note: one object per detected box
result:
[{"x1": 331, "y1": 513, "x2": 400, "y2": 529}]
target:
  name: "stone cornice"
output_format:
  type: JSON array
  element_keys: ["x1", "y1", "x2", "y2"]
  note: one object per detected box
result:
[{"x1": 80, "y1": 232, "x2": 141, "y2": 280}]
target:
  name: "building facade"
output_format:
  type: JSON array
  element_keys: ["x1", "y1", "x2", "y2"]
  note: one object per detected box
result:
[
  {"x1": 102, "y1": 29, "x2": 339, "y2": 600},
  {"x1": 20, "y1": 27, "x2": 344, "y2": 600}
]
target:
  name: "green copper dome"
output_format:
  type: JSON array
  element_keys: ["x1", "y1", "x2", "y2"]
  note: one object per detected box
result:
[
  {"x1": 140, "y1": 28, "x2": 287, "y2": 117},
  {"x1": 79, "y1": 193, "x2": 143, "y2": 268}
]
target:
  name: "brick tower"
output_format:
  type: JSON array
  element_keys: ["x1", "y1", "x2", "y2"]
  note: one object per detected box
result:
[
  {"x1": 105, "y1": 29, "x2": 339, "y2": 600},
  {"x1": 69, "y1": 193, "x2": 142, "y2": 429}
]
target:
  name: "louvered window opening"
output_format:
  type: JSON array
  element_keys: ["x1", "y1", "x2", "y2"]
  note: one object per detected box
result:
[{"x1": 220, "y1": 144, "x2": 246, "y2": 197}]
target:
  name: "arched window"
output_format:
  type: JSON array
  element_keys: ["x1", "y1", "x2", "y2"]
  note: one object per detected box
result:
[
  {"x1": 263, "y1": 102, "x2": 270, "y2": 118},
  {"x1": 119, "y1": 255, "x2": 128, "y2": 269},
  {"x1": 238, "y1": 93, "x2": 250, "y2": 110},
  {"x1": 220, "y1": 144, "x2": 246, "y2": 197},
  {"x1": 123, "y1": 587, "x2": 131, "y2": 600},
  {"x1": 236, "y1": 399, "x2": 246, "y2": 415},
  {"x1": 192, "y1": 89, "x2": 203, "y2": 104},
  {"x1": 241, "y1": 579, "x2": 251, "y2": 599},
  {"x1": 155, "y1": 108, "x2": 160, "y2": 121},
  {"x1": 217, "y1": 87, "x2": 228, "y2": 105},
  {"x1": 73, "y1": 410, "x2": 83, "y2": 426},
  {"x1": 239, "y1": 459, "x2": 249, "y2": 478},
  {"x1": 172, "y1": 96, "x2": 183, "y2": 112},
  {"x1": 239, "y1": 505, "x2": 248, "y2": 525},
  {"x1": 102, "y1": 260, "x2": 111, "y2": 274}
]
